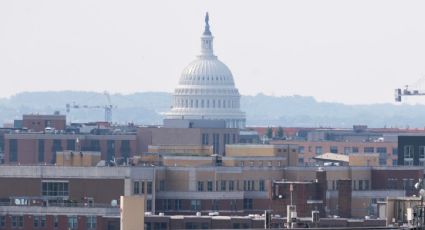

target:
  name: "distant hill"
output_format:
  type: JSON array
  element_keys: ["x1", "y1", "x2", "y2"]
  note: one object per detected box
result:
[{"x1": 1, "y1": 91, "x2": 425, "y2": 128}]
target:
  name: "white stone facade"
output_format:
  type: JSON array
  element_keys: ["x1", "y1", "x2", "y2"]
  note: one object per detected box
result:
[{"x1": 165, "y1": 13, "x2": 246, "y2": 128}]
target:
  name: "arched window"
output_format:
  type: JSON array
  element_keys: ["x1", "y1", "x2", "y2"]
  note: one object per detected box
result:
[
  {"x1": 190, "y1": 100, "x2": 193, "y2": 108},
  {"x1": 213, "y1": 100, "x2": 215, "y2": 108},
  {"x1": 201, "y1": 100, "x2": 204, "y2": 108},
  {"x1": 195, "y1": 100, "x2": 198, "y2": 108},
  {"x1": 207, "y1": 100, "x2": 210, "y2": 108}
]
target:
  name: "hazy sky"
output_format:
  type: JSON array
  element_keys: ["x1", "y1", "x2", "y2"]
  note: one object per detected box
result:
[{"x1": 1, "y1": 0, "x2": 425, "y2": 104}]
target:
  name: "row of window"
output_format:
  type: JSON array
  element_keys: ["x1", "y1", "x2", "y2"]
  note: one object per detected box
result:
[
  {"x1": 0, "y1": 215, "x2": 95, "y2": 229},
  {"x1": 403, "y1": 145, "x2": 425, "y2": 159},
  {"x1": 239, "y1": 161, "x2": 281, "y2": 167},
  {"x1": 133, "y1": 181, "x2": 153, "y2": 195},
  {"x1": 196, "y1": 180, "x2": 265, "y2": 192},
  {"x1": 329, "y1": 180, "x2": 370, "y2": 191},
  {"x1": 201, "y1": 133, "x2": 237, "y2": 145},
  {"x1": 174, "y1": 98, "x2": 239, "y2": 109},
  {"x1": 10, "y1": 139, "x2": 132, "y2": 163},
  {"x1": 298, "y1": 146, "x2": 397, "y2": 155}
]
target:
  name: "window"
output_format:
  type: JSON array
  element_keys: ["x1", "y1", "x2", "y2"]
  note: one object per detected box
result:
[
  {"x1": 212, "y1": 200, "x2": 218, "y2": 210},
  {"x1": 420, "y1": 146, "x2": 425, "y2": 159},
  {"x1": 197, "y1": 181, "x2": 204, "y2": 192},
  {"x1": 330, "y1": 146, "x2": 338, "y2": 153},
  {"x1": 212, "y1": 134, "x2": 220, "y2": 154},
  {"x1": 358, "y1": 180, "x2": 363, "y2": 190},
  {"x1": 9, "y1": 139, "x2": 18, "y2": 162},
  {"x1": 42, "y1": 181, "x2": 69, "y2": 196},
  {"x1": 207, "y1": 181, "x2": 213, "y2": 191},
  {"x1": 392, "y1": 148, "x2": 398, "y2": 155},
  {"x1": 364, "y1": 147, "x2": 374, "y2": 153},
  {"x1": 315, "y1": 146, "x2": 322, "y2": 155},
  {"x1": 133, "y1": 181, "x2": 140, "y2": 194},
  {"x1": 243, "y1": 198, "x2": 253, "y2": 209},
  {"x1": 202, "y1": 134, "x2": 209, "y2": 145},
  {"x1": 147, "y1": 200, "x2": 152, "y2": 211},
  {"x1": 404, "y1": 145, "x2": 414, "y2": 158},
  {"x1": 377, "y1": 147, "x2": 387, "y2": 154},
  {"x1": 298, "y1": 146, "x2": 305, "y2": 154},
  {"x1": 159, "y1": 180, "x2": 165, "y2": 191},
  {"x1": 344, "y1": 147, "x2": 351, "y2": 155},
  {"x1": 11, "y1": 216, "x2": 23, "y2": 228},
  {"x1": 249, "y1": 161, "x2": 254, "y2": 167},
  {"x1": 67, "y1": 139, "x2": 76, "y2": 151},
  {"x1": 191, "y1": 200, "x2": 201, "y2": 211},
  {"x1": 267, "y1": 161, "x2": 272, "y2": 167},
  {"x1": 33, "y1": 216, "x2": 46, "y2": 228},
  {"x1": 352, "y1": 147, "x2": 359, "y2": 153},
  {"x1": 68, "y1": 216, "x2": 77, "y2": 229},
  {"x1": 38, "y1": 140, "x2": 45, "y2": 162},
  {"x1": 147, "y1": 181, "x2": 152, "y2": 194},
  {"x1": 259, "y1": 180, "x2": 265, "y2": 191},
  {"x1": 86, "y1": 216, "x2": 96, "y2": 229},
  {"x1": 240, "y1": 161, "x2": 244, "y2": 167},
  {"x1": 175, "y1": 199, "x2": 182, "y2": 210},
  {"x1": 392, "y1": 159, "x2": 398, "y2": 166},
  {"x1": 352, "y1": 180, "x2": 357, "y2": 190},
  {"x1": 141, "y1": 181, "x2": 145, "y2": 194},
  {"x1": 229, "y1": 181, "x2": 234, "y2": 191},
  {"x1": 364, "y1": 180, "x2": 370, "y2": 190},
  {"x1": 220, "y1": 180, "x2": 226, "y2": 191},
  {"x1": 107, "y1": 140, "x2": 115, "y2": 161},
  {"x1": 0, "y1": 216, "x2": 4, "y2": 228},
  {"x1": 298, "y1": 158, "x2": 304, "y2": 165},
  {"x1": 53, "y1": 216, "x2": 59, "y2": 228}
]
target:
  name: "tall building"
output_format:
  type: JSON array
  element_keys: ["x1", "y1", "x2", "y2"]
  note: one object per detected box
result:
[{"x1": 165, "y1": 13, "x2": 246, "y2": 128}]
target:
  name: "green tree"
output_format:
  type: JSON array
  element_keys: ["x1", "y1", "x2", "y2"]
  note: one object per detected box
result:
[
  {"x1": 276, "y1": 126, "x2": 284, "y2": 138},
  {"x1": 266, "y1": 127, "x2": 273, "y2": 139}
]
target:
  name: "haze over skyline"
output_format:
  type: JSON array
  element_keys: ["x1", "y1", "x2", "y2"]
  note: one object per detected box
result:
[{"x1": 1, "y1": 0, "x2": 425, "y2": 104}]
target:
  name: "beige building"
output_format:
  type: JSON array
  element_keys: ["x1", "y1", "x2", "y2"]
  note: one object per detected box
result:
[
  {"x1": 56, "y1": 150, "x2": 101, "y2": 167},
  {"x1": 120, "y1": 196, "x2": 145, "y2": 230},
  {"x1": 271, "y1": 139, "x2": 398, "y2": 166}
]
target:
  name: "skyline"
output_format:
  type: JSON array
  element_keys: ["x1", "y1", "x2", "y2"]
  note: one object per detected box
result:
[{"x1": 1, "y1": 1, "x2": 425, "y2": 104}]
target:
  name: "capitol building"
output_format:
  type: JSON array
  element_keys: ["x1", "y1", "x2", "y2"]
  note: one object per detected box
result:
[{"x1": 165, "y1": 13, "x2": 246, "y2": 128}]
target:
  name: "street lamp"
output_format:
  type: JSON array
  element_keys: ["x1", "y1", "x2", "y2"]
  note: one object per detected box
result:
[{"x1": 414, "y1": 179, "x2": 425, "y2": 227}]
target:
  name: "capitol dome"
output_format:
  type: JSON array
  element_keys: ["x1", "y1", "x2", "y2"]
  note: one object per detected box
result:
[{"x1": 165, "y1": 13, "x2": 246, "y2": 128}]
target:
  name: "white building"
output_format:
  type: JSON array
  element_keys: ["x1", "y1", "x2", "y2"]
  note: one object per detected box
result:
[{"x1": 165, "y1": 13, "x2": 246, "y2": 128}]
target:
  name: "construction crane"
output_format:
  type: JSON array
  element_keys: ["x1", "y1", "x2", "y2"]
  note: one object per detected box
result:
[
  {"x1": 66, "y1": 91, "x2": 115, "y2": 123},
  {"x1": 395, "y1": 76, "x2": 425, "y2": 102}
]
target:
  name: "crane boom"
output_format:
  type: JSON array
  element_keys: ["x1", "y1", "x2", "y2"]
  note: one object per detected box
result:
[
  {"x1": 65, "y1": 91, "x2": 115, "y2": 123},
  {"x1": 395, "y1": 86, "x2": 425, "y2": 102}
]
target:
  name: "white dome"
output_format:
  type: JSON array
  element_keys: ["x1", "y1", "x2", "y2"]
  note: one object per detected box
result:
[
  {"x1": 165, "y1": 13, "x2": 246, "y2": 128},
  {"x1": 179, "y1": 57, "x2": 235, "y2": 86}
]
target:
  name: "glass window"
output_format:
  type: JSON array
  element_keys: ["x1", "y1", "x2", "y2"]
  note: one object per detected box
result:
[
  {"x1": 220, "y1": 180, "x2": 226, "y2": 191},
  {"x1": 330, "y1": 146, "x2": 338, "y2": 153},
  {"x1": 404, "y1": 145, "x2": 414, "y2": 159},
  {"x1": 259, "y1": 180, "x2": 265, "y2": 191},
  {"x1": 229, "y1": 181, "x2": 234, "y2": 191},
  {"x1": 68, "y1": 216, "x2": 77, "y2": 229},
  {"x1": 147, "y1": 181, "x2": 152, "y2": 194},
  {"x1": 377, "y1": 147, "x2": 387, "y2": 153},
  {"x1": 133, "y1": 181, "x2": 140, "y2": 194},
  {"x1": 175, "y1": 199, "x2": 182, "y2": 210},
  {"x1": 197, "y1": 181, "x2": 204, "y2": 192},
  {"x1": 243, "y1": 198, "x2": 253, "y2": 209},
  {"x1": 315, "y1": 146, "x2": 322, "y2": 155},
  {"x1": 352, "y1": 147, "x2": 359, "y2": 153},
  {"x1": 191, "y1": 200, "x2": 201, "y2": 211},
  {"x1": 298, "y1": 146, "x2": 305, "y2": 154},
  {"x1": 392, "y1": 148, "x2": 398, "y2": 155},
  {"x1": 419, "y1": 146, "x2": 425, "y2": 159},
  {"x1": 53, "y1": 216, "x2": 59, "y2": 228},
  {"x1": 364, "y1": 147, "x2": 374, "y2": 153},
  {"x1": 0, "y1": 216, "x2": 5, "y2": 228},
  {"x1": 159, "y1": 180, "x2": 165, "y2": 191},
  {"x1": 207, "y1": 181, "x2": 213, "y2": 192},
  {"x1": 42, "y1": 181, "x2": 69, "y2": 197},
  {"x1": 86, "y1": 216, "x2": 96, "y2": 229},
  {"x1": 344, "y1": 147, "x2": 351, "y2": 155}
]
